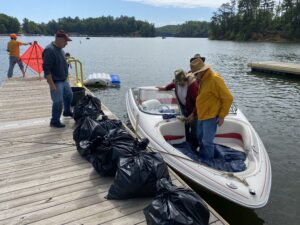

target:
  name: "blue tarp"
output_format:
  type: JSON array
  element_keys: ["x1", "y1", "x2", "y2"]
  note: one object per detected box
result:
[{"x1": 172, "y1": 142, "x2": 246, "y2": 172}]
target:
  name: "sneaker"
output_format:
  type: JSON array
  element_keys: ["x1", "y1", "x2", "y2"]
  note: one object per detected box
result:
[
  {"x1": 63, "y1": 111, "x2": 73, "y2": 117},
  {"x1": 50, "y1": 122, "x2": 66, "y2": 128}
]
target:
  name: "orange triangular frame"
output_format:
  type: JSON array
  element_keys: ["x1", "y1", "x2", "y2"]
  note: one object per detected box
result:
[{"x1": 20, "y1": 41, "x2": 44, "y2": 80}]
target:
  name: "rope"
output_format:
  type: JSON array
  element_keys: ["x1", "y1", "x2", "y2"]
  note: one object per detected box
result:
[
  {"x1": 134, "y1": 114, "x2": 139, "y2": 139},
  {"x1": 147, "y1": 145, "x2": 202, "y2": 164},
  {"x1": 222, "y1": 172, "x2": 249, "y2": 186}
]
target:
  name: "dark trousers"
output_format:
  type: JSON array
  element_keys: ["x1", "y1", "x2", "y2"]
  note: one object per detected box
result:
[
  {"x1": 7, "y1": 56, "x2": 24, "y2": 77},
  {"x1": 185, "y1": 120, "x2": 198, "y2": 150},
  {"x1": 181, "y1": 106, "x2": 198, "y2": 150}
]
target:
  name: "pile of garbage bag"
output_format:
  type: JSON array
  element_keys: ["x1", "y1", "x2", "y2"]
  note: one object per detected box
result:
[{"x1": 71, "y1": 94, "x2": 210, "y2": 224}]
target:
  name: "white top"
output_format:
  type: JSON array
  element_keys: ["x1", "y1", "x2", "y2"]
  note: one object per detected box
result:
[{"x1": 176, "y1": 84, "x2": 187, "y2": 105}]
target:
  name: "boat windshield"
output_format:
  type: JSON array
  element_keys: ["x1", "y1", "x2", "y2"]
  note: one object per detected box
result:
[{"x1": 135, "y1": 88, "x2": 180, "y2": 115}]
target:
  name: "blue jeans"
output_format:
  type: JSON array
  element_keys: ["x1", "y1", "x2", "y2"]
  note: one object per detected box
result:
[
  {"x1": 50, "y1": 81, "x2": 73, "y2": 124},
  {"x1": 197, "y1": 117, "x2": 217, "y2": 160},
  {"x1": 7, "y1": 56, "x2": 24, "y2": 78}
]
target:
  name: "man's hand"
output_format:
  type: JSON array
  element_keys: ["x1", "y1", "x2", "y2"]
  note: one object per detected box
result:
[
  {"x1": 217, "y1": 117, "x2": 224, "y2": 126},
  {"x1": 45, "y1": 74, "x2": 56, "y2": 91},
  {"x1": 156, "y1": 86, "x2": 166, "y2": 91},
  {"x1": 49, "y1": 84, "x2": 57, "y2": 91},
  {"x1": 186, "y1": 113, "x2": 195, "y2": 123}
]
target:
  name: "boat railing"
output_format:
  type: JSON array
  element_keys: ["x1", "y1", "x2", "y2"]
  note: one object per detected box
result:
[
  {"x1": 229, "y1": 103, "x2": 238, "y2": 115},
  {"x1": 67, "y1": 57, "x2": 84, "y2": 87}
]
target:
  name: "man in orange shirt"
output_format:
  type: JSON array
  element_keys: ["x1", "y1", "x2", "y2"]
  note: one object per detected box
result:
[{"x1": 7, "y1": 33, "x2": 31, "y2": 78}]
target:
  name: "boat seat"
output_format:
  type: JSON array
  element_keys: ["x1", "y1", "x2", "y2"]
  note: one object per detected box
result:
[
  {"x1": 141, "y1": 99, "x2": 162, "y2": 111},
  {"x1": 215, "y1": 120, "x2": 253, "y2": 152},
  {"x1": 160, "y1": 120, "x2": 186, "y2": 144}
]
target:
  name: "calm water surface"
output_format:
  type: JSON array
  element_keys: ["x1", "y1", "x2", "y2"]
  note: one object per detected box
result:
[{"x1": 1, "y1": 37, "x2": 299, "y2": 225}]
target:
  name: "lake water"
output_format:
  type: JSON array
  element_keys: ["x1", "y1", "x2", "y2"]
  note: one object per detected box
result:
[{"x1": 1, "y1": 36, "x2": 299, "y2": 225}]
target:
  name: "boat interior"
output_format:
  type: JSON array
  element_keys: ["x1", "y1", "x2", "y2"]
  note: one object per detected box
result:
[
  {"x1": 140, "y1": 98, "x2": 180, "y2": 114},
  {"x1": 132, "y1": 88, "x2": 257, "y2": 172},
  {"x1": 158, "y1": 119, "x2": 256, "y2": 172},
  {"x1": 134, "y1": 88, "x2": 180, "y2": 114},
  {"x1": 160, "y1": 119, "x2": 252, "y2": 152}
]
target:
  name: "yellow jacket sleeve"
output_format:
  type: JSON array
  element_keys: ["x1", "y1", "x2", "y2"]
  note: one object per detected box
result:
[{"x1": 215, "y1": 76, "x2": 233, "y2": 118}]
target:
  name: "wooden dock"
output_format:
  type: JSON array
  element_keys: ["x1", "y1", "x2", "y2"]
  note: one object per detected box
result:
[
  {"x1": 0, "y1": 77, "x2": 228, "y2": 225},
  {"x1": 248, "y1": 61, "x2": 300, "y2": 76}
]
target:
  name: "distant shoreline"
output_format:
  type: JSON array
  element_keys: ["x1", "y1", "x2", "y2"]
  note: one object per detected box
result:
[{"x1": 1, "y1": 33, "x2": 298, "y2": 43}]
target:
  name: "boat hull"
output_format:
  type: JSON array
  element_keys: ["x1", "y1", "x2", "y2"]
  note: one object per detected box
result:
[{"x1": 126, "y1": 87, "x2": 272, "y2": 208}]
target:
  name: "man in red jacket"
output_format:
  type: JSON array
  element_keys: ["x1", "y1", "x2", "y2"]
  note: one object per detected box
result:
[{"x1": 157, "y1": 69, "x2": 199, "y2": 150}]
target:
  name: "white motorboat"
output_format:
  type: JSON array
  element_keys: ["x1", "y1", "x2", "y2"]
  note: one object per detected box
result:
[
  {"x1": 126, "y1": 86, "x2": 272, "y2": 208},
  {"x1": 84, "y1": 73, "x2": 120, "y2": 87}
]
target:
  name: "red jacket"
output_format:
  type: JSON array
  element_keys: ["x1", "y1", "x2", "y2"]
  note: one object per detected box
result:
[{"x1": 165, "y1": 80, "x2": 198, "y2": 116}]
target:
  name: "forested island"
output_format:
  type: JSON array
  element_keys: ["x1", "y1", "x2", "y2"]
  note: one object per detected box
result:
[
  {"x1": 0, "y1": 0, "x2": 299, "y2": 41},
  {"x1": 210, "y1": 0, "x2": 300, "y2": 41}
]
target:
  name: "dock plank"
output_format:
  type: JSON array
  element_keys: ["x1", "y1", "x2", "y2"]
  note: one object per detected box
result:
[
  {"x1": 0, "y1": 77, "x2": 228, "y2": 225},
  {"x1": 248, "y1": 61, "x2": 300, "y2": 75}
]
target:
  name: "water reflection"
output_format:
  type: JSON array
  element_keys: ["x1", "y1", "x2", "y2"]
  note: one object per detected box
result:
[
  {"x1": 272, "y1": 53, "x2": 300, "y2": 62},
  {"x1": 249, "y1": 71, "x2": 300, "y2": 84},
  {"x1": 200, "y1": 191, "x2": 265, "y2": 225}
]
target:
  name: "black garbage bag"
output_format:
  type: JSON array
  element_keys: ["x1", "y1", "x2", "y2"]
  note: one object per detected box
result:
[
  {"x1": 73, "y1": 117, "x2": 107, "y2": 158},
  {"x1": 74, "y1": 117, "x2": 123, "y2": 145},
  {"x1": 104, "y1": 128, "x2": 137, "y2": 160},
  {"x1": 73, "y1": 95, "x2": 103, "y2": 122},
  {"x1": 73, "y1": 117, "x2": 104, "y2": 143},
  {"x1": 88, "y1": 137, "x2": 114, "y2": 175},
  {"x1": 91, "y1": 128, "x2": 137, "y2": 176},
  {"x1": 144, "y1": 178, "x2": 210, "y2": 225},
  {"x1": 97, "y1": 118, "x2": 123, "y2": 132},
  {"x1": 136, "y1": 138, "x2": 149, "y2": 150},
  {"x1": 107, "y1": 151, "x2": 170, "y2": 199}
]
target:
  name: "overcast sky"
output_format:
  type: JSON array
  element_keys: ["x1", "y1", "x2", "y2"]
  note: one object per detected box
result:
[{"x1": 1, "y1": 0, "x2": 228, "y2": 27}]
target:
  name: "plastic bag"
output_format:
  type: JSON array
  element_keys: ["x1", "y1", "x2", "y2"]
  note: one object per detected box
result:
[
  {"x1": 73, "y1": 117, "x2": 105, "y2": 158},
  {"x1": 97, "y1": 118, "x2": 123, "y2": 132},
  {"x1": 89, "y1": 138, "x2": 114, "y2": 176},
  {"x1": 73, "y1": 117, "x2": 107, "y2": 143},
  {"x1": 73, "y1": 95, "x2": 103, "y2": 122},
  {"x1": 91, "y1": 128, "x2": 137, "y2": 176},
  {"x1": 107, "y1": 151, "x2": 170, "y2": 199},
  {"x1": 144, "y1": 178, "x2": 210, "y2": 225}
]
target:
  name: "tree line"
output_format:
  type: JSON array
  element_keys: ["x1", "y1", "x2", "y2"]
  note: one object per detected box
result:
[
  {"x1": 156, "y1": 21, "x2": 210, "y2": 37},
  {"x1": 0, "y1": 14, "x2": 155, "y2": 37},
  {"x1": 210, "y1": 0, "x2": 300, "y2": 41},
  {"x1": 1, "y1": 2, "x2": 300, "y2": 41},
  {"x1": 0, "y1": 13, "x2": 209, "y2": 38}
]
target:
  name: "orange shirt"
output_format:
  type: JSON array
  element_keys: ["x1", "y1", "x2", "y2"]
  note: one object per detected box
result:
[{"x1": 7, "y1": 40, "x2": 24, "y2": 57}]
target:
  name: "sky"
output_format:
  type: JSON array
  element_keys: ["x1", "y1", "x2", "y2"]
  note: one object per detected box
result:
[{"x1": 0, "y1": 0, "x2": 228, "y2": 27}]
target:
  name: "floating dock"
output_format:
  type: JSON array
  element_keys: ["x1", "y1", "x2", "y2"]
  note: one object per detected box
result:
[
  {"x1": 0, "y1": 77, "x2": 228, "y2": 225},
  {"x1": 248, "y1": 61, "x2": 300, "y2": 76}
]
